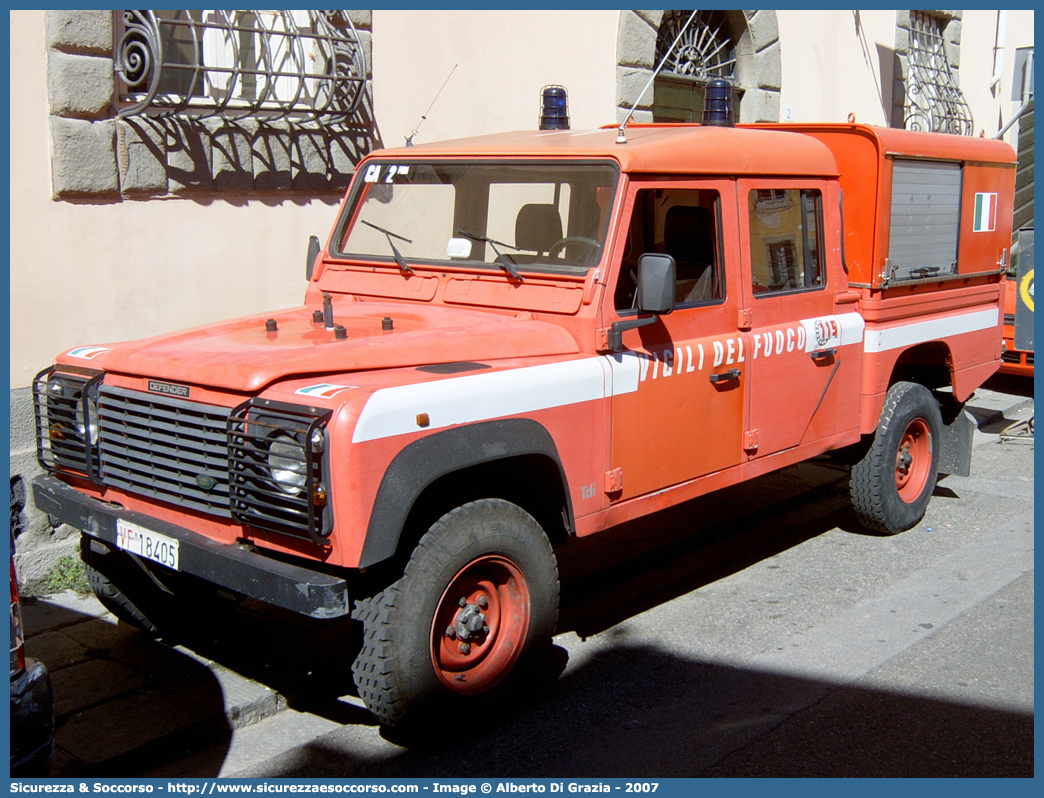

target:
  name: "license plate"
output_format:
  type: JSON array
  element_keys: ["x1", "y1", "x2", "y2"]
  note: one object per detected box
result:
[{"x1": 115, "y1": 519, "x2": 180, "y2": 571}]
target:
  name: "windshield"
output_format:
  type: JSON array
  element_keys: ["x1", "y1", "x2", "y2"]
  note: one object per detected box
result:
[{"x1": 333, "y1": 161, "x2": 618, "y2": 275}]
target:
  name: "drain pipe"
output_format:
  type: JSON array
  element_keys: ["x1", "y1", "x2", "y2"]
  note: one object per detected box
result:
[
  {"x1": 996, "y1": 48, "x2": 1034, "y2": 140},
  {"x1": 990, "y1": 10, "x2": 1008, "y2": 93}
]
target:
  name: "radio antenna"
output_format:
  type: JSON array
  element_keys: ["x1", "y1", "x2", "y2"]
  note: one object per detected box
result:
[
  {"x1": 405, "y1": 63, "x2": 458, "y2": 146},
  {"x1": 617, "y1": 10, "x2": 699, "y2": 144}
]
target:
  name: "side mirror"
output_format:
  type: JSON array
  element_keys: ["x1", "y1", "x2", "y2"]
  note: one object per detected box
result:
[
  {"x1": 607, "y1": 253, "x2": 676, "y2": 352},
  {"x1": 306, "y1": 235, "x2": 321, "y2": 280},
  {"x1": 636, "y1": 253, "x2": 676, "y2": 316}
]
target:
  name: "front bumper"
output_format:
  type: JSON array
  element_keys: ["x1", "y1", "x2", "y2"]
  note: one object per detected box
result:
[{"x1": 32, "y1": 475, "x2": 350, "y2": 619}]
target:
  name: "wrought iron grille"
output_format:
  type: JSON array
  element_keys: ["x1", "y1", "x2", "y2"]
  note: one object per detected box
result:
[
  {"x1": 655, "y1": 10, "x2": 736, "y2": 83},
  {"x1": 904, "y1": 12, "x2": 973, "y2": 136},
  {"x1": 115, "y1": 10, "x2": 368, "y2": 121}
]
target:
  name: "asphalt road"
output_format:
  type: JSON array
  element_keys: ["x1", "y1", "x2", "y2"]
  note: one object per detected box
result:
[{"x1": 25, "y1": 377, "x2": 1034, "y2": 778}]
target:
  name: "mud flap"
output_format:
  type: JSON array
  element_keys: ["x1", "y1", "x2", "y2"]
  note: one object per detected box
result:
[{"x1": 938, "y1": 408, "x2": 975, "y2": 477}]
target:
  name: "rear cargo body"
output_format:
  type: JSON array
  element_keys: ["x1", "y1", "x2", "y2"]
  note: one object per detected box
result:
[
  {"x1": 759, "y1": 124, "x2": 1014, "y2": 427},
  {"x1": 32, "y1": 121, "x2": 1015, "y2": 726}
]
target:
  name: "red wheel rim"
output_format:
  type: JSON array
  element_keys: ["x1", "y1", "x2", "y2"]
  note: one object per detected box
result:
[
  {"x1": 894, "y1": 417, "x2": 932, "y2": 503},
  {"x1": 430, "y1": 555, "x2": 531, "y2": 694}
]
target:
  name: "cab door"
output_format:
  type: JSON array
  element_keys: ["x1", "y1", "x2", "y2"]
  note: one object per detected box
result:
[
  {"x1": 605, "y1": 179, "x2": 749, "y2": 501},
  {"x1": 737, "y1": 180, "x2": 848, "y2": 457}
]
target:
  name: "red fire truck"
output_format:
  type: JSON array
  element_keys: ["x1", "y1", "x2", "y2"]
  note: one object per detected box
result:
[{"x1": 32, "y1": 119, "x2": 1014, "y2": 727}]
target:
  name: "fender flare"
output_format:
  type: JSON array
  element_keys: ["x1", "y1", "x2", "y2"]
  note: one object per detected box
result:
[{"x1": 359, "y1": 418, "x2": 573, "y2": 568}]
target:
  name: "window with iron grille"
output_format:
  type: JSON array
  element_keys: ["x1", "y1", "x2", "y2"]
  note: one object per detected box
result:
[
  {"x1": 652, "y1": 10, "x2": 741, "y2": 123},
  {"x1": 115, "y1": 10, "x2": 367, "y2": 121},
  {"x1": 45, "y1": 10, "x2": 376, "y2": 199},
  {"x1": 900, "y1": 11, "x2": 973, "y2": 136},
  {"x1": 766, "y1": 239, "x2": 798, "y2": 287}
]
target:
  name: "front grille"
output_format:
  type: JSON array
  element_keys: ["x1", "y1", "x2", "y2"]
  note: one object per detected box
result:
[
  {"x1": 1004, "y1": 314, "x2": 1017, "y2": 326},
  {"x1": 37, "y1": 381, "x2": 333, "y2": 541},
  {"x1": 97, "y1": 386, "x2": 233, "y2": 518},
  {"x1": 1002, "y1": 350, "x2": 1021, "y2": 364}
]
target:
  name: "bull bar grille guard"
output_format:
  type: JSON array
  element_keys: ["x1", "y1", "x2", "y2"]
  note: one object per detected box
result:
[
  {"x1": 228, "y1": 398, "x2": 334, "y2": 546},
  {"x1": 33, "y1": 367, "x2": 104, "y2": 485}
]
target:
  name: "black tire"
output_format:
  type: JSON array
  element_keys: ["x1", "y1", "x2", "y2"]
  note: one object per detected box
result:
[
  {"x1": 850, "y1": 381, "x2": 943, "y2": 535},
  {"x1": 351, "y1": 499, "x2": 559, "y2": 728}
]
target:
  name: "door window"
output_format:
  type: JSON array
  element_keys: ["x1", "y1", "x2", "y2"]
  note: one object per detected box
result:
[
  {"x1": 614, "y1": 188, "x2": 725, "y2": 312},
  {"x1": 747, "y1": 188, "x2": 825, "y2": 294}
]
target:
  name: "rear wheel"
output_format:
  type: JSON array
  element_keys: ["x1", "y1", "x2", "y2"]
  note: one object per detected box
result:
[
  {"x1": 351, "y1": 499, "x2": 559, "y2": 728},
  {"x1": 850, "y1": 381, "x2": 943, "y2": 534}
]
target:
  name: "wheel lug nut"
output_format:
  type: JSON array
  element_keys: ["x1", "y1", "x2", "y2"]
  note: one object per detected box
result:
[
  {"x1": 445, "y1": 626, "x2": 456, "y2": 639},
  {"x1": 482, "y1": 624, "x2": 489, "y2": 634},
  {"x1": 459, "y1": 642, "x2": 471, "y2": 654},
  {"x1": 477, "y1": 595, "x2": 488, "y2": 609},
  {"x1": 458, "y1": 597, "x2": 468, "y2": 607}
]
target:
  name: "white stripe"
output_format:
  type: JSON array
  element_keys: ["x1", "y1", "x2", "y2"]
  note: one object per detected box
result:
[
  {"x1": 797, "y1": 312, "x2": 865, "y2": 352},
  {"x1": 863, "y1": 308, "x2": 999, "y2": 353},
  {"x1": 836, "y1": 312, "x2": 866, "y2": 346},
  {"x1": 605, "y1": 352, "x2": 641, "y2": 395},
  {"x1": 352, "y1": 359, "x2": 609, "y2": 443}
]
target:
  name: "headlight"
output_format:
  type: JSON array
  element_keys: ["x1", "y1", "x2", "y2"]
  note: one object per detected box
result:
[
  {"x1": 75, "y1": 393, "x2": 100, "y2": 446},
  {"x1": 228, "y1": 398, "x2": 333, "y2": 544},
  {"x1": 34, "y1": 369, "x2": 104, "y2": 482},
  {"x1": 267, "y1": 433, "x2": 307, "y2": 495}
]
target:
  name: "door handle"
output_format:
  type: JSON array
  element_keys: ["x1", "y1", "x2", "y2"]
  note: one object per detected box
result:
[
  {"x1": 709, "y1": 368, "x2": 741, "y2": 383},
  {"x1": 810, "y1": 347, "x2": 837, "y2": 361}
]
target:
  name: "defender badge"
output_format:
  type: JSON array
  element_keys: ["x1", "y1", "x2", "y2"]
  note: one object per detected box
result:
[{"x1": 148, "y1": 380, "x2": 190, "y2": 398}]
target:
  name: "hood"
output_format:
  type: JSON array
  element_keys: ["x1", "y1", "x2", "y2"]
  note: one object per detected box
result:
[{"x1": 58, "y1": 302, "x2": 581, "y2": 393}]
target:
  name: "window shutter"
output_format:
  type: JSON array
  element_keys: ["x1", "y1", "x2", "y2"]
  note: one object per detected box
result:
[{"x1": 887, "y1": 159, "x2": 962, "y2": 281}]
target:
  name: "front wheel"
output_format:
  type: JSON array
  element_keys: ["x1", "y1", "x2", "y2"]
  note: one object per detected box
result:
[
  {"x1": 850, "y1": 381, "x2": 943, "y2": 535},
  {"x1": 351, "y1": 499, "x2": 559, "y2": 728},
  {"x1": 80, "y1": 536, "x2": 164, "y2": 634}
]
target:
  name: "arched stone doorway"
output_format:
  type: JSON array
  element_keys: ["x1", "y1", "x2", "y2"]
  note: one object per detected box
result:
[{"x1": 616, "y1": 10, "x2": 781, "y2": 124}]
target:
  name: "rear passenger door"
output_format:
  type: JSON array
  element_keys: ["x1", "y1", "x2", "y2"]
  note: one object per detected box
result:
[{"x1": 738, "y1": 180, "x2": 848, "y2": 457}]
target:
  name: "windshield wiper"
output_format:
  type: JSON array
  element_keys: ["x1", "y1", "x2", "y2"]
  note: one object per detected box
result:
[
  {"x1": 360, "y1": 219, "x2": 414, "y2": 275},
  {"x1": 455, "y1": 229, "x2": 525, "y2": 282}
]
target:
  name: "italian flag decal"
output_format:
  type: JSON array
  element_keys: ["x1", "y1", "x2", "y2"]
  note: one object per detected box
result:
[
  {"x1": 973, "y1": 193, "x2": 998, "y2": 232},
  {"x1": 67, "y1": 346, "x2": 111, "y2": 360},
  {"x1": 295, "y1": 383, "x2": 355, "y2": 398}
]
